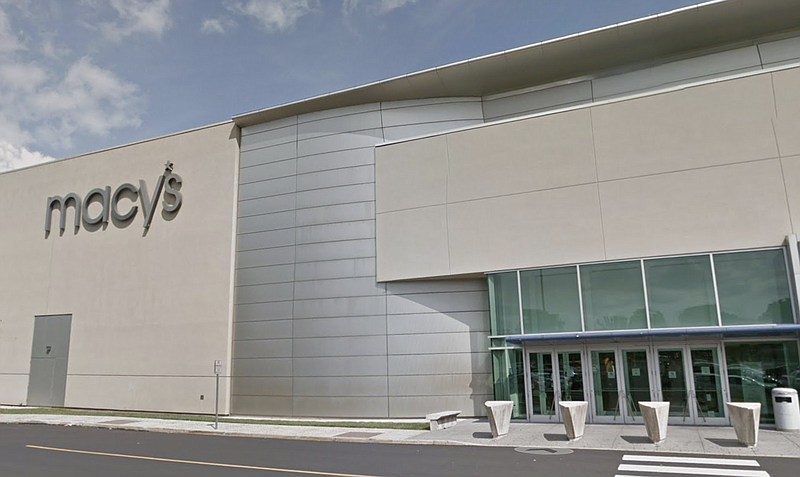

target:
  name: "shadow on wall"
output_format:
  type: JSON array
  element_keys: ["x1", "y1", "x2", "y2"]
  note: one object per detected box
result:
[{"x1": 385, "y1": 278, "x2": 491, "y2": 418}]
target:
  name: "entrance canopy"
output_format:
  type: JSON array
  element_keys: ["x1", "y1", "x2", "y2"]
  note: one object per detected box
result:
[{"x1": 505, "y1": 324, "x2": 800, "y2": 345}]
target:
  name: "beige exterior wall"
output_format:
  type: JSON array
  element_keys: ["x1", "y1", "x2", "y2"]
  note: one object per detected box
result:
[
  {"x1": 0, "y1": 123, "x2": 239, "y2": 413},
  {"x1": 375, "y1": 66, "x2": 800, "y2": 281}
]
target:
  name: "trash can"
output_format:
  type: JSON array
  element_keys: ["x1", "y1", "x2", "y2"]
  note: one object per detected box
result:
[{"x1": 772, "y1": 388, "x2": 800, "y2": 431}]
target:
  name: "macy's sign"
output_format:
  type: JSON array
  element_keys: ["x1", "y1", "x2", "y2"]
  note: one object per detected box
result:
[{"x1": 45, "y1": 161, "x2": 182, "y2": 234}]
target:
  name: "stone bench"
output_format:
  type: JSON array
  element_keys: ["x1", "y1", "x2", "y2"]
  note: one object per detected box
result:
[
  {"x1": 559, "y1": 401, "x2": 588, "y2": 441},
  {"x1": 426, "y1": 410, "x2": 461, "y2": 431},
  {"x1": 485, "y1": 401, "x2": 514, "y2": 438},
  {"x1": 726, "y1": 402, "x2": 761, "y2": 448},
  {"x1": 639, "y1": 401, "x2": 670, "y2": 444}
]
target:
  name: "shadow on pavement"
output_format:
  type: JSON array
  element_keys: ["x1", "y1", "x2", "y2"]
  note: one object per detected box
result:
[
  {"x1": 706, "y1": 438, "x2": 745, "y2": 448},
  {"x1": 543, "y1": 433, "x2": 569, "y2": 442},
  {"x1": 621, "y1": 436, "x2": 651, "y2": 444}
]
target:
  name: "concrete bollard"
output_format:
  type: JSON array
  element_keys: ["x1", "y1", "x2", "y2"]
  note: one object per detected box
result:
[
  {"x1": 485, "y1": 401, "x2": 514, "y2": 438},
  {"x1": 639, "y1": 401, "x2": 670, "y2": 444},
  {"x1": 559, "y1": 401, "x2": 588, "y2": 441},
  {"x1": 726, "y1": 402, "x2": 761, "y2": 448}
]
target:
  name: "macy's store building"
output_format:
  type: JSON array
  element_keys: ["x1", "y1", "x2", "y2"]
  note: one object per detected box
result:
[{"x1": 1, "y1": 0, "x2": 799, "y2": 426}]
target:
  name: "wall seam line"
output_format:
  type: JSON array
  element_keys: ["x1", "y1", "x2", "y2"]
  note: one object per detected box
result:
[
  {"x1": 379, "y1": 102, "x2": 391, "y2": 419},
  {"x1": 444, "y1": 135, "x2": 453, "y2": 275},
  {"x1": 291, "y1": 116, "x2": 298, "y2": 417},
  {"x1": 588, "y1": 108, "x2": 607, "y2": 260},
  {"x1": 377, "y1": 154, "x2": 789, "y2": 217}
]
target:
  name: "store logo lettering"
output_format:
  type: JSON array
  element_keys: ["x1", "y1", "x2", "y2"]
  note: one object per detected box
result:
[{"x1": 45, "y1": 161, "x2": 182, "y2": 234}]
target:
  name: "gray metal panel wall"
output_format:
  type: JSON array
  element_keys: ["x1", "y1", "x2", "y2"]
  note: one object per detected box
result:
[
  {"x1": 233, "y1": 117, "x2": 298, "y2": 416},
  {"x1": 232, "y1": 99, "x2": 491, "y2": 417}
]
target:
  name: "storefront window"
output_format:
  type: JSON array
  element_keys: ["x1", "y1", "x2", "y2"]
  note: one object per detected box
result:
[
  {"x1": 645, "y1": 256, "x2": 718, "y2": 328},
  {"x1": 715, "y1": 250, "x2": 794, "y2": 326},
  {"x1": 488, "y1": 272, "x2": 521, "y2": 335},
  {"x1": 491, "y1": 349, "x2": 526, "y2": 419},
  {"x1": 520, "y1": 267, "x2": 581, "y2": 333},
  {"x1": 581, "y1": 261, "x2": 647, "y2": 331},
  {"x1": 725, "y1": 341, "x2": 800, "y2": 424}
]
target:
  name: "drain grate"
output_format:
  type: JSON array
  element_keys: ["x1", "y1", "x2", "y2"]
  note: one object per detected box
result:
[
  {"x1": 515, "y1": 447, "x2": 573, "y2": 455},
  {"x1": 100, "y1": 419, "x2": 140, "y2": 425},
  {"x1": 335, "y1": 431, "x2": 382, "y2": 438}
]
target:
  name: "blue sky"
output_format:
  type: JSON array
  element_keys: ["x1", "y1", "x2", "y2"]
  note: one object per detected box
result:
[{"x1": 0, "y1": 0, "x2": 702, "y2": 171}]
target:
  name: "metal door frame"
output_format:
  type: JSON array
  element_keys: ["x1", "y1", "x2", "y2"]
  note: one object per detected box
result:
[
  {"x1": 586, "y1": 344, "x2": 657, "y2": 424},
  {"x1": 27, "y1": 314, "x2": 72, "y2": 407},
  {"x1": 523, "y1": 346, "x2": 590, "y2": 423},
  {"x1": 651, "y1": 341, "x2": 729, "y2": 425},
  {"x1": 685, "y1": 342, "x2": 730, "y2": 426}
]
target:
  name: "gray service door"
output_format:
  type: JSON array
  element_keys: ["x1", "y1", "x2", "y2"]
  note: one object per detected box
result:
[{"x1": 27, "y1": 315, "x2": 72, "y2": 407}]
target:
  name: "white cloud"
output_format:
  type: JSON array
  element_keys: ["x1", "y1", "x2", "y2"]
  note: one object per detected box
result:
[
  {"x1": 229, "y1": 0, "x2": 317, "y2": 32},
  {"x1": 40, "y1": 38, "x2": 72, "y2": 59},
  {"x1": 0, "y1": 61, "x2": 49, "y2": 92},
  {"x1": 202, "y1": 17, "x2": 237, "y2": 35},
  {"x1": 202, "y1": 18, "x2": 225, "y2": 34},
  {"x1": 342, "y1": 0, "x2": 419, "y2": 15},
  {"x1": 25, "y1": 57, "x2": 144, "y2": 148},
  {"x1": 98, "y1": 0, "x2": 172, "y2": 42},
  {"x1": 0, "y1": 7, "x2": 24, "y2": 53},
  {"x1": 0, "y1": 4, "x2": 148, "y2": 171},
  {"x1": 0, "y1": 140, "x2": 56, "y2": 172},
  {"x1": 0, "y1": 55, "x2": 144, "y2": 153}
]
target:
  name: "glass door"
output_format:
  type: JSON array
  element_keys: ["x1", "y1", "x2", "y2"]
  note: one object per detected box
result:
[
  {"x1": 653, "y1": 344, "x2": 728, "y2": 425},
  {"x1": 656, "y1": 347, "x2": 692, "y2": 424},
  {"x1": 527, "y1": 351, "x2": 557, "y2": 421},
  {"x1": 525, "y1": 349, "x2": 587, "y2": 422},
  {"x1": 557, "y1": 350, "x2": 586, "y2": 403},
  {"x1": 590, "y1": 349, "x2": 623, "y2": 422},
  {"x1": 621, "y1": 348, "x2": 653, "y2": 423},
  {"x1": 589, "y1": 347, "x2": 654, "y2": 423},
  {"x1": 689, "y1": 346, "x2": 727, "y2": 425}
]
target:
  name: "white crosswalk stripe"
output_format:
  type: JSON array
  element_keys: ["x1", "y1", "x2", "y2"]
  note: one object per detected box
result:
[
  {"x1": 616, "y1": 454, "x2": 770, "y2": 477},
  {"x1": 622, "y1": 455, "x2": 761, "y2": 467}
]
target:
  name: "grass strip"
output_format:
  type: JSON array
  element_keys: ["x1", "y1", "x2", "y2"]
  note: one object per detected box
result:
[{"x1": 0, "y1": 408, "x2": 429, "y2": 430}]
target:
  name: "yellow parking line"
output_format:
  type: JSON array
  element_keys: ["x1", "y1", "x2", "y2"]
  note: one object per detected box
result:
[{"x1": 26, "y1": 445, "x2": 392, "y2": 477}]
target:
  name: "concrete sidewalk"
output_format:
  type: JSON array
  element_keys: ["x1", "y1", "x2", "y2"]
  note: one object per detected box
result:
[{"x1": 2, "y1": 412, "x2": 799, "y2": 458}]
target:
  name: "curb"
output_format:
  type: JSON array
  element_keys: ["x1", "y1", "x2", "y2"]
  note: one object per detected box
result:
[{"x1": 4, "y1": 417, "x2": 800, "y2": 458}]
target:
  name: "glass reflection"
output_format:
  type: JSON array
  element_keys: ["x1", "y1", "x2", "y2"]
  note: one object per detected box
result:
[
  {"x1": 623, "y1": 349, "x2": 651, "y2": 417},
  {"x1": 558, "y1": 351, "x2": 585, "y2": 402},
  {"x1": 489, "y1": 272, "x2": 521, "y2": 335},
  {"x1": 492, "y1": 349, "x2": 525, "y2": 419},
  {"x1": 529, "y1": 352, "x2": 556, "y2": 417},
  {"x1": 645, "y1": 256, "x2": 717, "y2": 328},
  {"x1": 690, "y1": 348, "x2": 724, "y2": 420},
  {"x1": 725, "y1": 341, "x2": 800, "y2": 424},
  {"x1": 592, "y1": 350, "x2": 620, "y2": 417},
  {"x1": 521, "y1": 267, "x2": 581, "y2": 334},
  {"x1": 658, "y1": 349, "x2": 689, "y2": 418},
  {"x1": 714, "y1": 250, "x2": 793, "y2": 326},
  {"x1": 581, "y1": 261, "x2": 647, "y2": 331}
]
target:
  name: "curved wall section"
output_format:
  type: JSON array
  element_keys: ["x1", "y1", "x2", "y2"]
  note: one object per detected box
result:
[{"x1": 232, "y1": 98, "x2": 492, "y2": 417}]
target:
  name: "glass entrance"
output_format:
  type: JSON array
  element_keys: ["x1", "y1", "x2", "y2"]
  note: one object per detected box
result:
[
  {"x1": 558, "y1": 351, "x2": 585, "y2": 402},
  {"x1": 654, "y1": 344, "x2": 727, "y2": 425},
  {"x1": 526, "y1": 342, "x2": 730, "y2": 424},
  {"x1": 590, "y1": 347, "x2": 653, "y2": 423},
  {"x1": 622, "y1": 349, "x2": 652, "y2": 422},
  {"x1": 590, "y1": 349, "x2": 621, "y2": 421},
  {"x1": 689, "y1": 347, "x2": 726, "y2": 424},
  {"x1": 657, "y1": 348, "x2": 691, "y2": 421},
  {"x1": 528, "y1": 351, "x2": 556, "y2": 420},
  {"x1": 525, "y1": 349, "x2": 587, "y2": 422}
]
